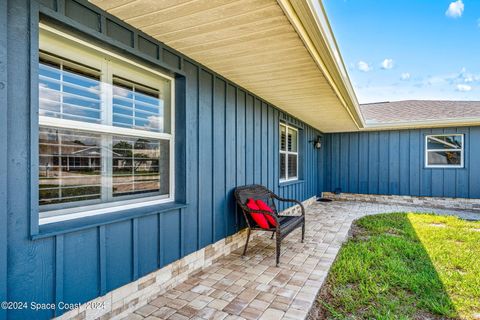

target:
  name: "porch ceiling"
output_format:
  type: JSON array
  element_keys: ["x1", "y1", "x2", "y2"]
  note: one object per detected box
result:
[{"x1": 90, "y1": 0, "x2": 362, "y2": 133}]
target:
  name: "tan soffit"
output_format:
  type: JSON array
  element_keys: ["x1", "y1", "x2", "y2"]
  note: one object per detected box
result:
[{"x1": 90, "y1": 0, "x2": 361, "y2": 132}]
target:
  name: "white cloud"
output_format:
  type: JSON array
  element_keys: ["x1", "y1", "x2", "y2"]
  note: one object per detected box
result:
[
  {"x1": 456, "y1": 84, "x2": 472, "y2": 91},
  {"x1": 445, "y1": 0, "x2": 464, "y2": 18},
  {"x1": 381, "y1": 59, "x2": 394, "y2": 70},
  {"x1": 457, "y1": 67, "x2": 480, "y2": 83},
  {"x1": 477, "y1": 18, "x2": 480, "y2": 27},
  {"x1": 400, "y1": 72, "x2": 411, "y2": 80},
  {"x1": 426, "y1": 76, "x2": 446, "y2": 86},
  {"x1": 146, "y1": 115, "x2": 164, "y2": 132},
  {"x1": 357, "y1": 61, "x2": 371, "y2": 72},
  {"x1": 463, "y1": 74, "x2": 480, "y2": 83}
]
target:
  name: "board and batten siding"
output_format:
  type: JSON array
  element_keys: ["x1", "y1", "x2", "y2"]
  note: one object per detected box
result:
[
  {"x1": 0, "y1": 1, "x2": 8, "y2": 320},
  {"x1": 1, "y1": 1, "x2": 323, "y2": 319},
  {"x1": 324, "y1": 127, "x2": 480, "y2": 198}
]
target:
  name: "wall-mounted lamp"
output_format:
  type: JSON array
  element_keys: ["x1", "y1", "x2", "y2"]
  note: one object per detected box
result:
[{"x1": 309, "y1": 136, "x2": 322, "y2": 149}]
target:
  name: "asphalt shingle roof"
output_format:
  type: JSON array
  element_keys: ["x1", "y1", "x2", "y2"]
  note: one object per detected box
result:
[{"x1": 360, "y1": 100, "x2": 480, "y2": 124}]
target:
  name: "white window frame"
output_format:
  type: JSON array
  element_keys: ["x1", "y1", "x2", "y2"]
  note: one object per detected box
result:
[
  {"x1": 279, "y1": 123, "x2": 299, "y2": 182},
  {"x1": 425, "y1": 134, "x2": 464, "y2": 168},
  {"x1": 38, "y1": 24, "x2": 175, "y2": 224}
]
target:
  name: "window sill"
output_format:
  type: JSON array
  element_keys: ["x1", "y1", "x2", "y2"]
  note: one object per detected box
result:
[
  {"x1": 425, "y1": 165, "x2": 465, "y2": 169},
  {"x1": 32, "y1": 201, "x2": 188, "y2": 240},
  {"x1": 279, "y1": 179, "x2": 304, "y2": 187}
]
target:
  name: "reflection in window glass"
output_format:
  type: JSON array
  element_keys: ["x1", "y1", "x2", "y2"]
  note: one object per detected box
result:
[
  {"x1": 39, "y1": 54, "x2": 101, "y2": 123},
  {"x1": 427, "y1": 151, "x2": 461, "y2": 166},
  {"x1": 280, "y1": 153, "x2": 286, "y2": 180},
  {"x1": 39, "y1": 127, "x2": 102, "y2": 206},
  {"x1": 425, "y1": 134, "x2": 463, "y2": 168},
  {"x1": 427, "y1": 135, "x2": 462, "y2": 149},
  {"x1": 288, "y1": 129, "x2": 297, "y2": 152},
  {"x1": 112, "y1": 76, "x2": 171, "y2": 133},
  {"x1": 288, "y1": 154, "x2": 297, "y2": 178},
  {"x1": 280, "y1": 125, "x2": 286, "y2": 151},
  {"x1": 38, "y1": 43, "x2": 173, "y2": 217},
  {"x1": 112, "y1": 137, "x2": 169, "y2": 197}
]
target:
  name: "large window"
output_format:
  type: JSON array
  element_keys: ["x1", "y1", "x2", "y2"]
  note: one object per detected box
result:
[
  {"x1": 279, "y1": 123, "x2": 298, "y2": 182},
  {"x1": 39, "y1": 26, "x2": 174, "y2": 221},
  {"x1": 425, "y1": 134, "x2": 464, "y2": 168}
]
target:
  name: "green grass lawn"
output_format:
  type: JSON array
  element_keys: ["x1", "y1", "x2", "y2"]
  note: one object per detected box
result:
[{"x1": 311, "y1": 213, "x2": 480, "y2": 320}]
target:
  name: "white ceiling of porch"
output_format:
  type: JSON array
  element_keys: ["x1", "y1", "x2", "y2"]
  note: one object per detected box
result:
[{"x1": 90, "y1": 0, "x2": 360, "y2": 132}]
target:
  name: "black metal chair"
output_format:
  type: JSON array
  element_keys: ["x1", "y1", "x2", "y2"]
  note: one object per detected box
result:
[{"x1": 234, "y1": 184, "x2": 305, "y2": 266}]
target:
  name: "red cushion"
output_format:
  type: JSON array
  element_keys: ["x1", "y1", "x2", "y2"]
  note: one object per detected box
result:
[
  {"x1": 256, "y1": 199, "x2": 277, "y2": 227},
  {"x1": 246, "y1": 198, "x2": 270, "y2": 229}
]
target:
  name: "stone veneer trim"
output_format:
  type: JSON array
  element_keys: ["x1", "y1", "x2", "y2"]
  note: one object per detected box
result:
[
  {"x1": 54, "y1": 196, "x2": 317, "y2": 320},
  {"x1": 322, "y1": 192, "x2": 480, "y2": 212}
]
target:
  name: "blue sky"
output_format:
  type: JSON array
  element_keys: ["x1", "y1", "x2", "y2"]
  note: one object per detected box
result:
[{"x1": 323, "y1": 0, "x2": 480, "y2": 103}]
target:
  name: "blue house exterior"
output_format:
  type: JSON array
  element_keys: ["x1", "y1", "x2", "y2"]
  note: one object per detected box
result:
[
  {"x1": 324, "y1": 127, "x2": 480, "y2": 198},
  {"x1": 1, "y1": 1, "x2": 479, "y2": 320},
  {"x1": 1, "y1": 1, "x2": 324, "y2": 319}
]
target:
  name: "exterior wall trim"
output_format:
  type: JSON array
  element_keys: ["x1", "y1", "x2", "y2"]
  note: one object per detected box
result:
[{"x1": 323, "y1": 192, "x2": 480, "y2": 212}]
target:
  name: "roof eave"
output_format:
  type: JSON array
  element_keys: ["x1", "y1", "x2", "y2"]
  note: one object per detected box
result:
[{"x1": 277, "y1": 0, "x2": 365, "y2": 130}]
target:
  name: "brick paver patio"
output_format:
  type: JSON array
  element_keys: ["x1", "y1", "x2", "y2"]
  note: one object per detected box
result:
[{"x1": 120, "y1": 200, "x2": 480, "y2": 320}]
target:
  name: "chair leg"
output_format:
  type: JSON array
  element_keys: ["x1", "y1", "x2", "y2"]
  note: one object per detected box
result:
[
  {"x1": 243, "y1": 228, "x2": 251, "y2": 256},
  {"x1": 270, "y1": 231, "x2": 275, "y2": 239},
  {"x1": 301, "y1": 223, "x2": 305, "y2": 243},
  {"x1": 276, "y1": 236, "x2": 281, "y2": 267}
]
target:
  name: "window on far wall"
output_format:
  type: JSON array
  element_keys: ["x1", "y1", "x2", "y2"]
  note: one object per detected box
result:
[
  {"x1": 425, "y1": 134, "x2": 464, "y2": 168},
  {"x1": 38, "y1": 26, "x2": 174, "y2": 222},
  {"x1": 279, "y1": 123, "x2": 298, "y2": 182}
]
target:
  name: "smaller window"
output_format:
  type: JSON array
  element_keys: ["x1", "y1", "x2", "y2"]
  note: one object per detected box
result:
[
  {"x1": 425, "y1": 134, "x2": 464, "y2": 168},
  {"x1": 280, "y1": 123, "x2": 299, "y2": 181}
]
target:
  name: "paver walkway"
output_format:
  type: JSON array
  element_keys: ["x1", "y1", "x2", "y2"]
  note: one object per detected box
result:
[{"x1": 120, "y1": 200, "x2": 479, "y2": 320}]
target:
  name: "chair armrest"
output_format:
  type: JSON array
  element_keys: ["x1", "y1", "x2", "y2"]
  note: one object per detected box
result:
[{"x1": 272, "y1": 195, "x2": 305, "y2": 216}]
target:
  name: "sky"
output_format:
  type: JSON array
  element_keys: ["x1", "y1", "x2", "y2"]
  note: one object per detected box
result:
[{"x1": 323, "y1": 0, "x2": 480, "y2": 104}]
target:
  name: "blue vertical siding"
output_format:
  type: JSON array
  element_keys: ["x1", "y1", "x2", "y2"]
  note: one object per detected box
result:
[
  {"x1": 325, "y1": 127, "x2": 480, "y2": 198},
  {"x1": 161, "y1": 211, "x2": 181, "y2": 266},
  {"x1": 137, "y1": 215, "x2": 159, "y2": 276},
  {"x1": 183, "y1": 61, "x2": 199, "y2": 254},
  {"x1": 409, "y1": 130, "x2": 421, "y2": 195},
  {"x1": 358, "y1": 133, "x2": 369, "y2": 193},
  {"x1": 261, "y1": 103, "x2": 269, "y2": 187},
  {"x1": 198, "y1": 70, "x2": 214, "y2": 248},
  {"x1": 106, "y1": 221, "x2": 133, "y2": 290},
  {"x1": 64, "y1": 229, "x2": 100, "y2": 304},
  {"x1": 367, "y1": 132, "x2": 379, "y2": 194},
  {"x1": 457, "y1": 127, "x2": 470, "y2": 198},
  {"x1": 468, "y1": 127, "x2": 480, "y2": 198},
  {"x1": 225, "y1": 84, "x2": 237, "y2": 236},
  {"x1": 3, "y1": 1, "x2": 324, "y2": 319},
  {"x1": 0, "y1": 0, "x2": 8, "y2": 318},
  {"x1": 348, "y1": 133, "x2": 359, "y2": 193},
  {"x1": 213, "y1": 78, "x2": 226, "y2": 242}
]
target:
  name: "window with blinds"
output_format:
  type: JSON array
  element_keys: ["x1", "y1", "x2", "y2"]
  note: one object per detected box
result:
[
  {"x1": 38, "y1": 27, "x2": 174, "y2": 221},
  {"x1": 279, "y1": 123, "x2": 299, "y2": 182}
]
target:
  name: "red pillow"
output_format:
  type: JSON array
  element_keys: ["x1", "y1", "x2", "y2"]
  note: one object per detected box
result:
[
  {"x1": 256, "y1": 199, "x2": 277, "y2": 227},
  {"x1": 246, "y1": 198, "x2": 270, "y2": 229}
]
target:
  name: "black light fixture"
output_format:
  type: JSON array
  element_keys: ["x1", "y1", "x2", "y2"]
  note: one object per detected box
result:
[{"x1": 309, "y1": 135, "x2": 322, "y2": 149}]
